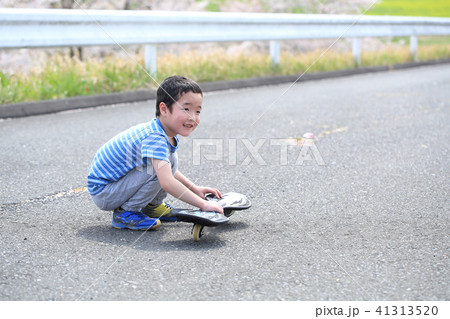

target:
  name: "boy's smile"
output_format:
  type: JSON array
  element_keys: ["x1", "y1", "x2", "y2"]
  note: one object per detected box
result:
[{"x1": 159, "y1": 91, "x2": 203, "y2": 139}]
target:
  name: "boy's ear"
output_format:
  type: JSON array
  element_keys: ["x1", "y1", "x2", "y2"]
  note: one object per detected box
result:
[{"x1": 159, "y1": 102, "x2": 168, "y2": 116}]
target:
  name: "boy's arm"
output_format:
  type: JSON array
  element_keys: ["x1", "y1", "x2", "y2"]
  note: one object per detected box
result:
[
  {"x1": 173, "y1": 170, "x2": 195, "y2": 189},
  {"x1": 152, "y1": 159, "x2": 223, "y2": 213},
  {"x1": 174, "y1": 170, "x2": 222, "y2": 199}
]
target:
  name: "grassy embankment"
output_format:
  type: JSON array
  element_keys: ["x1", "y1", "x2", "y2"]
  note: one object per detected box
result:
[
  {"x1": 1, "y1": 0, "x2": 449, "y2": 104},
  {"x1": 366, "y1": 0, "x2": 450, "y2": 17}
]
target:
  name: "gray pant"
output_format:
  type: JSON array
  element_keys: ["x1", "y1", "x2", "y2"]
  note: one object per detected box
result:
[{"x1": 91, "y1": 152, "x2": 178, "y2": 212}]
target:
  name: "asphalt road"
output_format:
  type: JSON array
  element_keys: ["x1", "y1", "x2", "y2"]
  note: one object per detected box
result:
[{"x1": 0, "y1": 64, "x2": 448, "y2": 301}]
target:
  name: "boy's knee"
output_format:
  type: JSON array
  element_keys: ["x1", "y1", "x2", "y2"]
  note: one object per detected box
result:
[{"x1": 91, "y1": 194, "x2": 115, "y2": 211}]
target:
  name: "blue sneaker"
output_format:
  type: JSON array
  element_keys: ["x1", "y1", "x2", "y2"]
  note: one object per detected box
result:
[
  {"x1": 142, "y1": 202, "x2": 179, "y2": 222},
  {"x1": 111, "y1": 208, "x2": 161, "y2": 230}
]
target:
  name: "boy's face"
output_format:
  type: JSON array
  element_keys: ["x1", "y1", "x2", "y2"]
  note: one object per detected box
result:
[{"x1": 159, "y1": 91, "x2": 203, "y2": 137}]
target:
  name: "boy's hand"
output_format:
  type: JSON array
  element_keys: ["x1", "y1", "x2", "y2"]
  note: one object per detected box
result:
[
  {"x1": 192, "y1": 186, "x2": 222, "y2": 200},
  {"x1": 200, "y1": 201, "x2": 224, "y2": 215},
  {"x1": 170, "y1": 170, "x2": 223, "y2": 213}
]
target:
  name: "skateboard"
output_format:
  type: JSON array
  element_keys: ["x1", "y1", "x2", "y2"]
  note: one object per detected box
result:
[{"x1": 170, "y1": 192, "x2": 251, "y2": 241}]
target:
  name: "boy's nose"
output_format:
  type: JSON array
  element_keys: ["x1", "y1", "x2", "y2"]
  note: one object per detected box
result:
[{"x1": 188, "y1": 113, "x2": 199, "y2": 121}]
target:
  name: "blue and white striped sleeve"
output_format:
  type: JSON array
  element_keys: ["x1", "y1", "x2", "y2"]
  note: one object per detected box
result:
[{"x1": 141, "y1": 133, "x2": 170, "y2": 162}]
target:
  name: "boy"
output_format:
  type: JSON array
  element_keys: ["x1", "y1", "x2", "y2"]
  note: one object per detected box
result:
[{"x1": 87, "y1": 75, "x2": 223, "y2": 230}]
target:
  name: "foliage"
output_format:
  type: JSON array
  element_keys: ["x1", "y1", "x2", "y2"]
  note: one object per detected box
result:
[
  {"x1": 366, "y1": 0, "x2": 450, "y2": 18},
  {"x1": 1, "y1": 43, "x2": 449, "y2": 104}
]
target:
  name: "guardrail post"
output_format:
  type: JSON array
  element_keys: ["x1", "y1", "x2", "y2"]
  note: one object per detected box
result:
[
  {"x1": 352, "y1": 38, "x2": 361, "y2": 67},
  {"x1": 270, "y1": 40, "x2": 280, "y2": 66},
  {"x1": 410, "y1": 36, "x2": 418, "y2": 62},
  {"x1": 144, "y1": 44, "x2": 157, "y2": 75}
]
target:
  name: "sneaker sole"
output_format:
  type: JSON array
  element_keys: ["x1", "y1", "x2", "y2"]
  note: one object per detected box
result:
[
  {"x1": 159, "y1": 216, "x2": 179, "y2": 222},
  {"x1": 111, "y1": 221, "x2": 161, "y2": 230}
]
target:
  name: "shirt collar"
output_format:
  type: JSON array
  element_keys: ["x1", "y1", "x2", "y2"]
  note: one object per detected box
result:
[{"x1": 155, "y1": 118, "x2": 179, "y2": 151}]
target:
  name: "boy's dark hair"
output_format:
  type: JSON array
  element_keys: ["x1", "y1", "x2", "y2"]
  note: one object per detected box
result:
[{"x1": 156, "y1": 75, "x2": 203, "y2": 117}]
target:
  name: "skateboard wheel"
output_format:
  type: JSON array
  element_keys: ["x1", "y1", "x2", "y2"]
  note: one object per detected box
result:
[
  {"x1": 192, "y1": 224, "x2": 204, "y2": 242},
  {"x1": 224, "y1": 209, "x2": 235, "y2": 217}
]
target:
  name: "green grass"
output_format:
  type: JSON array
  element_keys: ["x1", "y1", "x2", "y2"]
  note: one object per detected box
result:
[
  {"x1": 204, "y1": 0, "x2": 226, "y2": 12},
  {"x1": 418, "y1": 36, "x2": 450, "y2": 45},
  {"x1": 366, "y1": 0, "x2": 450, "y2": 17},
  {"x1": 0, "y1": 55, "x2": 151, "y2": 104},
  {"x1": 1, "y1": 43, "x2": 449, "y2": 105}
]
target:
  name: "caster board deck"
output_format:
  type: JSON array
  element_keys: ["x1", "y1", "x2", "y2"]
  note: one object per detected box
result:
[{"x1": 171, "y1": 192, "x2": 251, "y2": 242}]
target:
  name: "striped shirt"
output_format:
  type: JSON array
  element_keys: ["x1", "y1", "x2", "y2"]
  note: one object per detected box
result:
[{"x1": 87, "y1": 118, "x2": 178, "y2": 196}]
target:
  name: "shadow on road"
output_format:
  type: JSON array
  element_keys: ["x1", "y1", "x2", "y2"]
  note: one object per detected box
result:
[{"x1": 76, "y1": 221, "x2": 249, "y2": 251}]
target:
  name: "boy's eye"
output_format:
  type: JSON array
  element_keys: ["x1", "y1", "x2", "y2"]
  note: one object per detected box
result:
[{"x1": 196, "y1": 110, "x2": 201, "y2": 114}]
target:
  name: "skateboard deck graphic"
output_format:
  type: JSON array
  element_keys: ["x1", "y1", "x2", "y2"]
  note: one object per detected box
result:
[{"x1": 206, "y1": 192, "x2": 251, "y2": 217}]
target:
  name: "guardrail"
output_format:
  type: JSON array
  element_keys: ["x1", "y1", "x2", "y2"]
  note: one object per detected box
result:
[{"x1": 1, "y1": 8, "x2": 450, "y2": 73}]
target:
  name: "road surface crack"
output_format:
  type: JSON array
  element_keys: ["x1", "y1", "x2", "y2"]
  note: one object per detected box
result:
[{"x1": 0, "y1": 187, "x2": 87, "y2": 210}]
